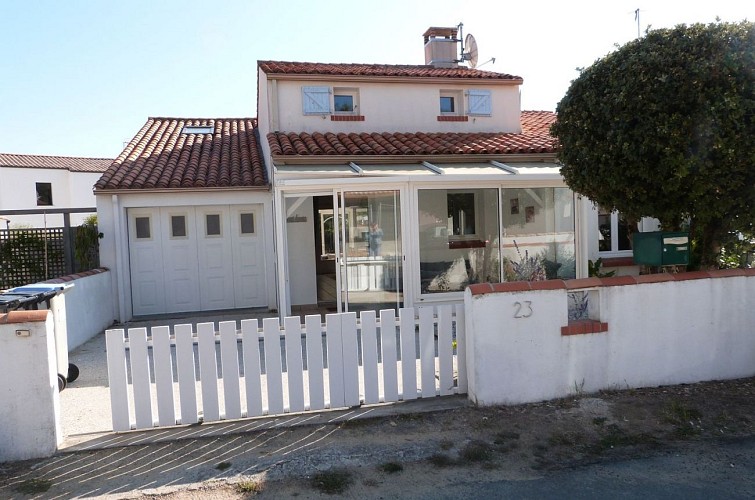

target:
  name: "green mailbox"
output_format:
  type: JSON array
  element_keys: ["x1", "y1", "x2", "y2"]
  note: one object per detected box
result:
[{"x1": 633, "y1": 231, "x2": 690, "y2": 266}]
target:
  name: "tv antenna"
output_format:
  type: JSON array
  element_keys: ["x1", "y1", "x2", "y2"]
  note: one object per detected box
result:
[{"x1": 457, "y1": 23, "x2": 493, "y2": 69}]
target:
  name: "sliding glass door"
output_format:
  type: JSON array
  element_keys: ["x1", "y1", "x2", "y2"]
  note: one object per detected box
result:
[{"x1": 338, "y1": 190, "x2": 403, "y2": 312}]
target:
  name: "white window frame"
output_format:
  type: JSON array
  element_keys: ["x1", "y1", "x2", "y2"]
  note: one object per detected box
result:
[
  {"x1": 333, "y1": 87, "x2": 359, "y2": 115},
  {"x1": 597, "y1": 206, "x2": 633, "y2": 256},
  {"x1": 439, "y1": 90, "x2": 463, "y2": 115}
]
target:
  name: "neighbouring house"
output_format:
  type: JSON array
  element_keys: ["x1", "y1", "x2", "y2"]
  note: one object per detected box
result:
[
  {"x1": 0, "y1": 153, "x2": 111, "y2": 227},
  {"x1": 97, "y1": 26, "x2": 638, "y2": 321}
]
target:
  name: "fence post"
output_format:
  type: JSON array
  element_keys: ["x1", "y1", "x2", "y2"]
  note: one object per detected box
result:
[
  {"x1": 63, "y1": 212, "x2": 74, "y2": 275},
  {"x1": 0, "y1": 310, "x2": 62, "y2": 461}
]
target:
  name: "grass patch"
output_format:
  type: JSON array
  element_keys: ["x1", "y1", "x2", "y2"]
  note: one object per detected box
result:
[
  {"x1": 311, "y1": 469, "x2": 353, "y2": 494},
  {"x1": 493, "y1": 432, "x2": 521, "y2": 453},
  {"x1": 428, "y1": 453, "x2": 456, "y2": 467},
  {"x1": 663, "y1": 401, "x2": 703, "y2": 438},
  {"x1": 663, "y1": 401, "x2": 703, "y2": 424},
  {"x1": 216, "y1": 461, "x2": 231, "y2": 471},
  {"x1": 378, "y1": 461, "x2": 404, "y2": 473},
  {"x1": 459, "y1": 440, "x2": 494, "y2": 462},
  {"x1": 236, "y1": 479, "x2": 264, "y2": 494},
  {"x1": 594, "y1": 424, "x2": 657, "y2": 452},
  {"x1": 15, "y1": 478, "x2": 52, "y2": 495}
]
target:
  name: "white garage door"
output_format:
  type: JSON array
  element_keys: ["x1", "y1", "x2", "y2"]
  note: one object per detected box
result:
[{"x1": 128, "y1": 205, "x2": 266, "y2": 316}]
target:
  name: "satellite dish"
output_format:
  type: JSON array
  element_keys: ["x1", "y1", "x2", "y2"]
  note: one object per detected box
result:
[{"x1": 464, "y1": 33, "x2": 479, "y2": 68}]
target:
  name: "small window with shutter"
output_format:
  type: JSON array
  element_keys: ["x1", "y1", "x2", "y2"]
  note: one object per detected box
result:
[
  {"x1": 302, "y1": 86, "x2": 330, "y2": 115},
  {"x1": 467, "y1": 90, "x2": 492, "y2": 116}
]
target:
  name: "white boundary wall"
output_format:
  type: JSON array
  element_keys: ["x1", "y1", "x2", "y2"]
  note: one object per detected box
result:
[
  {"x1": 50, "y1": 269, "x2": 114, "y2": 350},
  {"x1": 464, "y1": 271, "x2": 755, "y2": 406},
  {"x1": 0, "y1": 311, "x2": 60, "y2": 462}
]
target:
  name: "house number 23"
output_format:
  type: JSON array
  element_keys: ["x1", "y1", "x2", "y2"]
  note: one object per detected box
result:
[{"x1": 513, "y1": 301, "x2": 533, "y2": 318}]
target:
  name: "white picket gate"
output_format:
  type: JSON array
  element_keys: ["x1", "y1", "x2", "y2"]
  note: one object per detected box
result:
[{"x1": 105, "y1": 305, "x2": 466, "y2": 431}]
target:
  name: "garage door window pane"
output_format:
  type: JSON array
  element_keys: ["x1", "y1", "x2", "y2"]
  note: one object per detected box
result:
[
  {"x1": 206, "y1": 214, "x2": 221, "y2": 236},
  {"x1": 240, "y1": 213, "x2": 255, "y2": 234},
  {"x1": 171, "y1": 215, "x2": 187, "y2": 238},
  {"x1": 135, "y1": 217, "x2": 151, "y2": 239}
]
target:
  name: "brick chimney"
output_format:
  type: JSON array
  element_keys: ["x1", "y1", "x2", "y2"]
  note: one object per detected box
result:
[{"x1": 423, "y1": 27, "x2": 459, "y2": 68}]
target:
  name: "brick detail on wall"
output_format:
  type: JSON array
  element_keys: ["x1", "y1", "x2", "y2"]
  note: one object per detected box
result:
[
  {"x1": 330, "y1": 115, "x2": 365, "y2": 121},
  {"x1": 561, "y1": 319, "x2": 608, "y2": 336},
  {"x1": 437, "y1": 115, "x2": 469, "y2": 122}
]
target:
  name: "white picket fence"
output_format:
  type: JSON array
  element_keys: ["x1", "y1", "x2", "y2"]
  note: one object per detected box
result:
[{"x1": 106, "y1": 305, "x2": 466, "y2": 431}]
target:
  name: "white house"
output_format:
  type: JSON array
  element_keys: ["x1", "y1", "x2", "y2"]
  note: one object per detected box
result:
[
  {"x1": 97, "y1": 26, "x2": 639, "y2": 321},
  {"x1": 0, "y1": 153, "x2": 110, "y2": 227}
]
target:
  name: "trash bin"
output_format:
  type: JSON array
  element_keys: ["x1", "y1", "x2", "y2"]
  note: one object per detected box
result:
[{"x1": 1, "y1": 283, "x2": 77, "y2": 391}]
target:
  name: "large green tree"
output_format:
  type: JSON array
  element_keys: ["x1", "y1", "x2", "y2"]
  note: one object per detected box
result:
[{"x1": 552, "y1": 21, "x2": 754, "y2": 268}]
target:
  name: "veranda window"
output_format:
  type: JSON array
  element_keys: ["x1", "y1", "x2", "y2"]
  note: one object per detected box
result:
[{"x1": 418, "y1": 188, "x2": 499, "y2": 293}]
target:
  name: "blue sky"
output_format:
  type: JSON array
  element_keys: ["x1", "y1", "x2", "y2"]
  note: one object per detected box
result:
[{"x1": 0, "y1": 0, "x2": 750, "y2": 159}]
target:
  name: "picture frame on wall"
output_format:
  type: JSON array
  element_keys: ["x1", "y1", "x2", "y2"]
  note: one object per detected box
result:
[{"x1": 510, "y1": 198, "x2": 519, "y2": 215}]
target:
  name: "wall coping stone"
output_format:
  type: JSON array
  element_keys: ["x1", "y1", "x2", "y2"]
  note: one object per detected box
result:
[
  {"x1": 468, "y1": 268, "x2": 755, "y2": 295},
  {"x1": 0, "y1": 310, "x2": 49, "y2": 324},
  {"x1": 43, "y1": 267, "x2": 109, "y2": 284}
]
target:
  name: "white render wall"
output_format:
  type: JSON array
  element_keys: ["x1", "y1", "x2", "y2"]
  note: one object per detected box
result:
[
  {"x1": 48, "y1": 270, "x2": 114, "y2": 350},
  {"x1": 464, "y1": 272, "x2": 755, "y2": 406},
  {"x1": 263, "y1": 76, "x2": 521, "y2": 134},
  {"x1": 0, "y1": 166, "x2": 100, "y2": 227},
  {"x1": 0, "y1": 311, "x2": 61, "y2": 462}
]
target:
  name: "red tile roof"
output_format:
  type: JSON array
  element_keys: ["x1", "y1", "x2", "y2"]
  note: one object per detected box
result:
[
  {"x1": 0, "y1": 153, "x2": 112, "y2": 173},
  {"x1": 268, "y1": 111, "x2": 556, "y2": 157},
  {"x1": 258, "y1": 60, "x2": 522, "y2": 82},
  {"x1": 520, "y1": 110, "x2": 557, "y2": 136},
  {"x1": 95, "y1": 118, "x2": 268, "y2": 191}
]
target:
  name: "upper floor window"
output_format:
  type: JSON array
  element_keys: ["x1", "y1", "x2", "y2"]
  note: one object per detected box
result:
[
  {"x1": 302, "y1": 86, "x2": 360, "y2": 115},
  {"x1": 598, "y1": 206, "x2": 633, "y2": 253},
  {"x1": 439, "y1": 90, "x2": 463, "y2": 115},
  {"x1": 440, "y1": 96, "x2": 455, "y2": 113},
  {"x1": 36, "y1": 182, "x2": 53, "y2": 206},
  {"x1": 438, "y1": 89, "x2": 491, "y2": 120},
  {"x1": 333, "y1": 87, "x2": 358, "y2": 114}
]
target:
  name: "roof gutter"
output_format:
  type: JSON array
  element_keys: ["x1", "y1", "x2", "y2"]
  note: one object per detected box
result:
[
  {"x1": 271, "y1": 152, "x2": 557, "y2": 165},
  {"x1": 93, "y1": 185, "x2": 271, "y2": 196},
  {"x1": 264, "y1": 73, "x2": 522, "y2": 86}
]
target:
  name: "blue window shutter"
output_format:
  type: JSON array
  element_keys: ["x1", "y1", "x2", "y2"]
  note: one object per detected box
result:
[
  {"x1": 302, "y1": 86, "x2": 330, "y2": 114},
  {"x1": 468, "y1": 90, "x2": 492, "y2": 116}
]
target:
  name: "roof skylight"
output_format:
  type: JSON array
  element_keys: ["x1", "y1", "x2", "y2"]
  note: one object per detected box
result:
[{"x1": 181, "y1": 125, "x2": 214, "y2": 134}]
